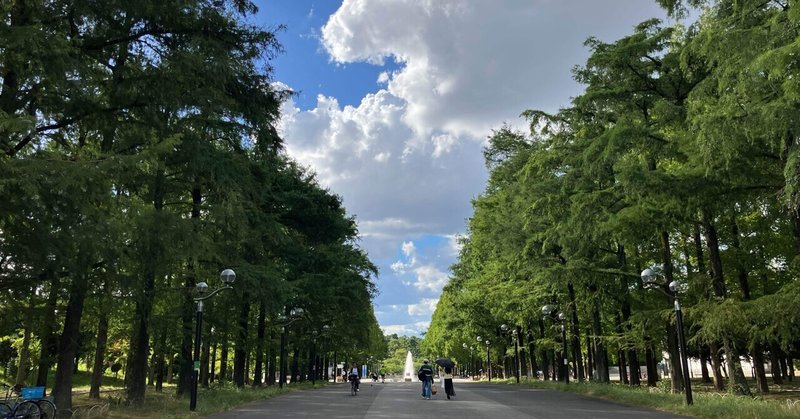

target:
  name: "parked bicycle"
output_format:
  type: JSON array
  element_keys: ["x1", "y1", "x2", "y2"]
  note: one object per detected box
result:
[
  {"x1": 0, "y1": 384, "x2": 41, "y2": 419},
  {"x1": 0, "y1": 384, "x2": 57, "y2": 419}
]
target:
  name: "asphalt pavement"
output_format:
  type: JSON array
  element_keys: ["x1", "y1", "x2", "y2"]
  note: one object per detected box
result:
[{"x1": 209, "y1": 379, "x2": 690, "y2": 418}]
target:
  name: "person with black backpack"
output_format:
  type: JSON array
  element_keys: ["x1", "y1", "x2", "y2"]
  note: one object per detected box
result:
[{"x1": 418, "y1": 359, "x2": 434, "y2": 399}]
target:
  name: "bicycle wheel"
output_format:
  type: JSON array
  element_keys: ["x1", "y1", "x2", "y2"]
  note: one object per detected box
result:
[
  {"x1": 350, "y1": 382, "x2": 356, "y2": 396},
  {"x1": 0, "y1": 401, "x2": 12, "y2": 417},
  {"x1": 13, "y1": 400, "x2": 41, "y2": 419},
  {"x1": 36, "y1": 399, "x2": 56, "y2": 419}
]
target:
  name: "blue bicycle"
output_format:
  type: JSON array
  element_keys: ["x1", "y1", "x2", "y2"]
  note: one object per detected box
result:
[
  {"x1": 0, "y1": 385, "x2": 56, "y2": 418},
  {"x1": 0, "y1": 385, "x2": 41, "y2": 419}
]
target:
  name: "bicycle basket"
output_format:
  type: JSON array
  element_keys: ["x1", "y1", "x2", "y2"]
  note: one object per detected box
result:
[{"x1": 21, "y1": 387, "x2": 45, "y2": 399}]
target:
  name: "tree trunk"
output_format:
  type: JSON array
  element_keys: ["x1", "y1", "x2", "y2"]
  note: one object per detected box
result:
[
  {"x1": 659, "y1": 230, "x2": 684, "y2": 392},
  {"x1": 752, "y1": 343, "x2": 769, "y2": 393},
  {"x1": 526, "y1": 328, "x2": 538, "y2": 377},
  {"x1": 233, "y1": 293, "x2": 250, "y2": 387},
  {"x1": 35, "y1": 272, "x2": 61, "y2": 388},
  {"x1": 520, "y1": 333, "x2": 530, "y2": 378},
  {"x1": 730, "y1": 215, "x2": 751, "y2": 299},
  {"x1": 291, "y1": 346, "x2": 300, "y2": 384},
  {"x1": 616, "y1": 315, "x2": 628, "y2": 385},
  {"x1": 266, "y1": 326, "x2": 276, "y2": 386},
  {"x1": 700, "y1": 346, "x2": 711, "y2": 383},
  {"x1": 702, "y1": 209, "x2": 726, "y2": 298},
  {"x1": 15, "y1": 316, "x2": 32, "y2": 386},
  {"x1": 780, "y1": 353, "x2": 789, "y2": 381},
  {"x1": 703, "y1": 209, "x2": 750, "y2": 395},
  {"x1": 709, "y1": 342, "x2": 725, "y2": 390},
  {"x1": 53, "y1": 272, "x2": 90, "y2": 412},
  {"x1": 770, "y1": 343, "x2": 784, "y2": 385},
  {"x1": 628, "y1": 349, "x2": 641, "y2": 386},
  {"x1": 166, "y1": 354, "x2": 174, "y2": 384},
  {"x1": 539, "y1": 318, "x2": 550, "y2": 380},
  {"x1": 178, "y1": 183, "x2": 202, "y2": 396},
  {"x1": 220, "y1": 334, "x2": 229, "y2": 383},
  {"x1": 209, "y1": 341, "x2": 217, "y2": 384},
  {"x1": 252, "y1": 300, "x2": 266, "y2": 386},
  {"x1": 244, "y1": 353, "x2": 251, "y2": 385},
  {"x1": 586, "y1": 328, "x2": 594, "y2": 381},
  {"x1": 724, "y1": 338, "x2": 751, "y2": 395},
  {"x1": 645, "y1": 345, "x2": 658, "y2": 387},
  {"x1": 279, "y1": 324, "x2": 288, "y2": 386},
  {"x1": 566, "y1": 282, "x2": 584, "y2": 382},
  {"x1": 126, "y1": 167, "x2": 165, "y2": 405},
  {"x1": 155, "y1": 328, "x2": 166, "y2": 393},
  {"x1": 693, "y1": 222, "x2": 706, "y2": 276},
  {"x1": 148, "y1": 333, "x2": 158, "y2": 386},
  {"x1": 176, "y1": 282, "x2": 195, "y2": 395},
  {"x1": 89, "y1": 299, "x2": 110, "y2": 399},
  {"x1": 200, "y1": 323, "x2": 211, "y2": 388},
  {"x1": 618, "y1": 348, "x2": 628, "y2": 384},
  {"x1": 590, "y1": 301, "x2": 609, "y2": 382}
]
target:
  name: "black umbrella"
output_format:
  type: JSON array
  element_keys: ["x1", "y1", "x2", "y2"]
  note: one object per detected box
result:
[{"x1": 435, "y1": 357, "x2": 455, "y2": 369}]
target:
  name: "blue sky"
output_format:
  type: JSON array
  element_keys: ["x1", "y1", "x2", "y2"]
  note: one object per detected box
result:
[
  {"x1": 256, "y1": 2, "x2": 401, "y2": 110},
  {"x1": 253, "y1": 1, "x2": 677, "y2": 336}
]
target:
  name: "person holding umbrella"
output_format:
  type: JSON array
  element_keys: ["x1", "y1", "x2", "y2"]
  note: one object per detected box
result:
[{"x1": 435, "y1": 358, "x2": 456, "y2": 400}]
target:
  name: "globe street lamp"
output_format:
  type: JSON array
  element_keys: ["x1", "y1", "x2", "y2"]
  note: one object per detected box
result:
[
  {"x1": 501, "y1": 324, "x2": 520, "y2": 383},
  {"x1": 542, "y1": 305, "x2": 568, "y2": 384},
  {"x1": 190, "y1": 269, "x2": 235, "y2": 411},
  {"x1": 641, "y1": 268, "x2": 693, "y2": 405},
  {"x1": 477, "y1": 336, "x2": 491, "y2": 381}
]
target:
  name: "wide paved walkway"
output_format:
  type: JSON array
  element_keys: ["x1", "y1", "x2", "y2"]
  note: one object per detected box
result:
[{"x1": 210, "y1": 380, "x2": 689, "y2": 418}]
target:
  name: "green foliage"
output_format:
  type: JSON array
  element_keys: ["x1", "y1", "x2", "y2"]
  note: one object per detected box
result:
[
  {"x1": 0, "y1": 0, "x2": 381, "y2": 409},
  {"x1": 424, "y1": 0, "x2": 800, "y2": 396}
]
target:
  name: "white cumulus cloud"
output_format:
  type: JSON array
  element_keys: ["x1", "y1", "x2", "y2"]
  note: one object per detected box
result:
[
  {"x1": 381, "y1": 321, "x2": 432, "y2": 336},
  {"x1": 412, "y1": 265, "x2": 449, "y2": 293},
  {"x1": 408, "y1": 298, "x2": 439, "y2": 316}
]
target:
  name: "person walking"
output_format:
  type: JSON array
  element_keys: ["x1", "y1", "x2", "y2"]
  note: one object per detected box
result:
[
  {"x1": 441, "y1": 366, "x2": 456, "y2": 399},
  {"x1": 418, "y1": 359, "x2": 434, "y2": 399}
]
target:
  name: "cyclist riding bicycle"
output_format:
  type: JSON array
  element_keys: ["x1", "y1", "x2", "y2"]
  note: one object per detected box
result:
[{"x1": 348, "y1": 363, "x2": 360, "y2": 392}]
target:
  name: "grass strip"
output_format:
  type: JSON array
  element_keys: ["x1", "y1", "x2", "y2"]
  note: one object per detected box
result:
[{"x1": 503, "y1": 379, "x2": 800, "y2": 419}]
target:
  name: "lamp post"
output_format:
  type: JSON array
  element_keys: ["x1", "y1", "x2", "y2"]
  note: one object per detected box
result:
[
  {"x1": 190, "y1": 269, "x2": 236, "y2": 411},
  {"x1": 477, "y1": 336, "x2": 491, "y2": 381},
  {"x1": 542, "y1": 305, "x2": 568, "y2": 384},
  {"x1": 558, "y1": 312, "x2": 568, "y2": 384},
  {"x1": 462, "y1": 343, "x2": 475, "y2": 379},
  {"x1": 278, "y1": 307, "x2": 305, "y2": 388},
  {"x1": 641, "y1": 268, "x2": 693, "y2": 405},
  {"x1": 501, "y1": 324, "x2": 520, "y2": 383}
]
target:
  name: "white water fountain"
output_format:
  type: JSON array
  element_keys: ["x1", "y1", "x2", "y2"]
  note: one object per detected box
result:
[{"x1": 403, "y1": 351, "x2": 415, "y2": 382}]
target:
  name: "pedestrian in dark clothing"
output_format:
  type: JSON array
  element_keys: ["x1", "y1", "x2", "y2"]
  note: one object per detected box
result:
[
  {"x1": 441, "y1": 366, "x2": 456, "y2": 399},
  {"x1": 418, "y1": 359, "x2": 434, "y2": 399}
]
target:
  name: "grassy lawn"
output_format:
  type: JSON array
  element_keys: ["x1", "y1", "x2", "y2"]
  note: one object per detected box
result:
[
  {"x1": 2, "y1": 370, "x2": 320, "y2": 418},
  {"x1": 102, "y1": 383, "x2": 317, "y2": 419},
  {"x1": 501, "y1": 378, "x2": 800, "y2": 419}
]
